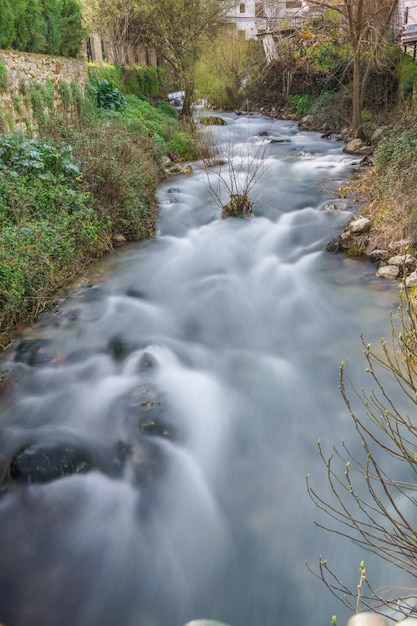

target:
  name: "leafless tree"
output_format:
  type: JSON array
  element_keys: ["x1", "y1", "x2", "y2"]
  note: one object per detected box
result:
[{"x1": 307, "y1": 0, "x2": 399, "y2": 138}]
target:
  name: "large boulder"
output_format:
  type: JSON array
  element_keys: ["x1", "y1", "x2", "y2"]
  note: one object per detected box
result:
[
  {"x1": 350, "y1": 217, "x2": 371, "y2": 234},
  {"x1": 344, "y1": 138, "x2": 373, "y2": 155},
  {"x1": 370, "y1": 126, "x2": 389, "y2": 146}
]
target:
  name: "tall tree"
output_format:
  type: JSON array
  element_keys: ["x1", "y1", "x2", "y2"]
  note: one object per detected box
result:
[
  {"x1": 41, "y1": 0, "x2": 63, "y2": 56},
  {"x1": 0, "y1": 0, "x2": 15, "y2": 49},
  {"x1": 140, "y1": 0, "x2": 232, "y2": 116},
  {"x1": 307, "y1": 0, "x2": 399, "y2": 138},
  {"x1": 83, "y1": 0, "x2": 231, "y2": 116},
  {"x1": 59, "y1": 0, "x2": 85, "y2": 57},
  {"x1": 12, "y1": 0, "x2": 47, "y2": 53}
]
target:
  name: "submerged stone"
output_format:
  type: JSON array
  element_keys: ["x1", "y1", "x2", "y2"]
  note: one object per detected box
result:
[
  {"x1": 10, "y1": 442, "x2": 93, "y2": 484},
  {"x1": 199, "y1": 116, "x2": 227, "y2": 126},
  {"x1": 14, "y1": 339, "x2": 55, "y2": 366}
]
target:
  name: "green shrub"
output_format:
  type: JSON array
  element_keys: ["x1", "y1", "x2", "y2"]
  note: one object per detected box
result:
[
  {"x1": 0, "y1": 0, "x2": 15, "y2": 49},
  {"x1": 88, "y1": 63, "x2": 124, "y2": 90},
  {"x1": 0, "y1": 64, "x2": 196, "y2": 347},
  {"x1": 0, "y1": 165, "x2": 108, "y2": 342},
  {"x1": 400, "y1": 55, "x2": 417, "y2": 97},
  {"x1": 288, "y1": 93, "x2": 313, "y2": 117},
  {"x1": 308, "y1": 90, "x2": 351, "y2": 131},
  {"x1": 69, "y1": 121, "x2": 159, "y2": 240},
  {"x1": 110, "y1": 95, "x2": 196, "y2": 159},
  {"x1": 90, "y1": 79, "x2": 126, "y2": 111},
  {"x1": 0, "y1": 133, "x2": 80, "y2": 180},
  {"x1": 373, "y1": 115, "x2": 417, "y2": 240},
  {"x1": 0, "y1": 63, "x2": 7, "y2": 92},
  {"x1": 375, "y1": 115, "x2": 417, "y2": 181}
]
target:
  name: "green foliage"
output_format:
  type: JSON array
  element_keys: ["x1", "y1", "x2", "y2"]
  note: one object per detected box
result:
[
  {"x1": 311, "y1": 39, "x2": 353, "y2": 92},
  {"x1": 69, "y1": 121, "x2": 158, "y2": 240},
  {"x1": 0, "y1": 61, "x2": 197, "y2": 347},
  {"x1": 0, "y1": 143, "x2": 107, "y2": 344},
  {"x1": 0, "y1": 133, "x2": 80, "y2": 180},
  {"x1": 194, "y1": 34, "x2": 251, "y2": 109},
  {"x1": 113, "y1": 95, "x2": 196, "y2": 159},
  {"x1": 374, "y1": 115, "x2": 417, "y2": 181},
  {"x1": 90, "y1": 79, "x2": 126, "y2": 111},
  {"x1": 360, "y1": 108, "x2": 372, "y2": 126},
  {"x1": 0, "y1": 0, "x2": 14, "y2": 48},
  {"x1": 88, "y1": 63, "x2": 124, "y2": 90},
  {"x1": 157, "y1": 99, "x2": 178, "y2": 120},
  {"x1": 59, "y1": 0, "x2": 85, "y2": 58},
  {"x1": 363, "y1": 45, "x2": 401, "y2": 112},
  {"x1": 58, "y1": 80, "x2": 71, "y2": 108},
  {"x1": 288, "y1": 93, "x2": 313, "y2": 117},
  {"x1": 0, "y1": 0, "x2": 83, "y2": 57},
  {"x1": 42, "y1": 0, "x2": 63, "y2": 55},
  {"x1": 12, "y1": 0, "x2": 47, "y2": 54},
  {"x1": 373, "y1": 114, "x2": 417, "y2": 239},
  {"x1": 309, "y1": 39, "x2": 400, "y2": 113},
  {"x1": 399, "y1": 55, "x2": 417, "y2": 97},
  {"x1": 308, "y1": 90, "x2": 351, "y2": 131},
  {"x1": 122, "y1": 65, "x2": 167, "y2": 98},
  {"x1": 0, "y1": 64, "x2": 7, "y2": 93}
]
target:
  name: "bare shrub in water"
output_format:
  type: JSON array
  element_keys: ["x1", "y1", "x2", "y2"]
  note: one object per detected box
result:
[
  {"x1": 307, "y1": 290, "x2": 417, "y2": 616},
  {"x1": 199, "y1": 120, "x2": 269, "y2": 219}
]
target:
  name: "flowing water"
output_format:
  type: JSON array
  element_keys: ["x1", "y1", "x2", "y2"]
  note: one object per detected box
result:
[{"x1": 0, "y1": 114, "x2": 405, "y2": 626}]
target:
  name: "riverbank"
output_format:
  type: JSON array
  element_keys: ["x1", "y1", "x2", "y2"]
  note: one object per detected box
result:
[
  {"x1": 0, "y1": 85, "x2": 197, "y2": 351},
  {"x1": 292, "y1": 110, "x2": 417, "y2": 292}
]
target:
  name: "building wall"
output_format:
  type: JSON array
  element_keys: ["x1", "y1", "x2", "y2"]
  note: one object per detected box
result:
[
  {"x1": 401, "y1": 0, "x2": 417, "y2": 24},
  {"x1": 227, "y1": 0, "x2": 310, "y2": 38}
]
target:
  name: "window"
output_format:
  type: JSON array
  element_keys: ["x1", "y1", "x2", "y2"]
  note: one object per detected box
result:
[{"x1": 239, "y1": 3, "x2": 246, "y2": 13}]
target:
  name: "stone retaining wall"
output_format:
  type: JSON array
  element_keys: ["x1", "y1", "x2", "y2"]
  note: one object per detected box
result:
[{"x1": 0, "y1": 49, "x2": 88, "y2": 132}]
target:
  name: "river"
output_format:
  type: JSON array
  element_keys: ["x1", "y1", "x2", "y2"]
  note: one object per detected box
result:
[{"x1": 0, "y1": 113, "x2": 406, "y2": 626}]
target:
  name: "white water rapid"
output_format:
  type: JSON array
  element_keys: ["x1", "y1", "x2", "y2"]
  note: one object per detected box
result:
[{"x1": 0, "y1": 114, "x2": 405, "y2": 626}]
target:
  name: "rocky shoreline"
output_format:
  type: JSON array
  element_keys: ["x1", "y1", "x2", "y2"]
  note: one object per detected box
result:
[
  {"x1": 296, "y1": 113, "x2": 417, "y2": 290},
  {"x1": 174, "y1": 109, "x2": 416, "y2": 291}
]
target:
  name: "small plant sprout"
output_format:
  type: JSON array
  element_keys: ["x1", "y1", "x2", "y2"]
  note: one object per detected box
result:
[{"x1": 356, "y1": 561, "x2": 366, "y2": 613}]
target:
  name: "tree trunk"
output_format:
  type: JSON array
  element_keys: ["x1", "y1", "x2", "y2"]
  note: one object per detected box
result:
[
  {"x1": 352, "y1": 46, "x2": 365, "y2": 140},
  {"x1": 180, "y1": 83, "x2": 194, "y2": 119}
]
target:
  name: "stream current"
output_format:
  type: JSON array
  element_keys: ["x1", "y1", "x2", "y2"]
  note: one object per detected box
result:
[{"x1": 0, "y1": 114, "x2": 404, "y2": 626}]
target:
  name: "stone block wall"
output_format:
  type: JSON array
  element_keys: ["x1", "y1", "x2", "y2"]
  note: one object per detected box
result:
[{"x1": 0, "y1": 49, "x2": 88, "y2": 132}]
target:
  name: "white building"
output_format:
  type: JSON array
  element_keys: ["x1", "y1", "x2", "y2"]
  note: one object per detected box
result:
[
  {"x1": 227, "y1": 0, "x2": 311, "y2": 39},
  {"x1": 400, "y1": 0, "x2": 417, "y2": 25}
]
